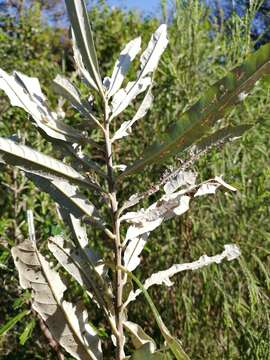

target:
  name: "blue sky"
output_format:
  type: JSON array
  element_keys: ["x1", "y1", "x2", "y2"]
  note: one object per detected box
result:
[{"x1": 106, "y1": 0, "x2": 160, "y2": 15}]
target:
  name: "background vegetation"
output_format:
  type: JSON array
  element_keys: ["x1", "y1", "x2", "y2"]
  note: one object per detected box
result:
[{"x1": 0, "y1": 1, "x2": 269, "y2": 359}]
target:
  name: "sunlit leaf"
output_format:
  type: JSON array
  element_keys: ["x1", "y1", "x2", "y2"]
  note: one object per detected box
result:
[
  {"x1": 65, "y1": 0, "x2": 103, "y2": 94},
  {"x1": 126, "y1": 244, "x2": 241, "y2": 304},
  {"x1": 0, "y1": 310, "x2": 30, "y2": 337},
  {"x1": 0, "y1": 69, "x2": 87, "y2": 144},
  {"x1": 107, "y1": 37, "x2": 141, "y2": 98},
  {"x1": 119, "y1": 43, "x2": 270, "y2": 178}
]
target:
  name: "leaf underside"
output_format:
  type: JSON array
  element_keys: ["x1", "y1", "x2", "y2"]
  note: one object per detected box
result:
[{"x1": 11, "y1": 239, "x2": 102, "y2": 360}]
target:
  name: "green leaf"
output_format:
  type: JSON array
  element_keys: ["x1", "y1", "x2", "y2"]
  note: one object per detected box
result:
[
  {"x1": 13, "y1": 291, "x2": 32, "y2": 310},
  {"x1": 65, "y1": 0, "x2": 103, "y2": 94},
  {"x1": 190, "y1": 124, "x2": 252, "y2": 156},
  {"x1": 124, "y1": 269, "x2": 190, "y2": 360},
  {"x1": 130, "y1": 343, "x2": 164, "y2": 360},
  {"x1": 0, "y1": 310, "x2": 30, "y2": 337},
  {"x1": 119, "y1": 43, "x2": 270, "y2": 179},
  {"x1": 19, "y1": 319, "x2": 36, "y2": 345}
]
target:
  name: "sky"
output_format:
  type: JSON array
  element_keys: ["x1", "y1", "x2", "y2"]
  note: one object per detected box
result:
[{"x1": 106, "y1": 0, "x2": 160, "y2": 15}]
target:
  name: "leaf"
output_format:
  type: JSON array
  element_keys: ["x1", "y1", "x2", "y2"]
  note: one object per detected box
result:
[
  {"x1": 0, "y1": 310, "x2": 30, "y2": 336},
  {"x1": 107, "y1": 37, "x2": 141, "y2": 98},
  {"x1": 28, "y1": 174, "x2": 105, "y2": 229},
  {"x1": 130, "y1": 343, "x2": 164, "y2": 360},
  {"x1": 0, "y1": 69, "x2": 86, "y2": 144},
  {"x1": 124, "y1": 233, "x2": 149, "y2": 272},
  {"x1": 71, "y1": 32, "x2": 98, "y2": 92},
  {"x1": 121, "y1": 176, "x2": 236, "y2": 242},
  {"x1": 163, "y1": 170, "x2": 197, "y2": 195},
  {"x1": 12, "y1": 239, "x2": 103, "y2": 360},
  {"x1": 19, "y1": 319, "x2": 36, "y2": 345},
  {"x1": 110, "y1": 24, "x2": 167, "y2": 119},
  {"x1": 48, "y1": 236, "x2": 108, "y2": 306},
  {"x1": 53, "y1": 75, "x2": 93, "y2": 118},
  {"x1": 119, "y1": 43, "x2": 270, "y2": 179},
  {"x1": 139, "y1": 24, "x2": 168, "y2": 78},
  {"x1": 65, "y1": 0, "x2": 102, "y2": 94},
  {"x1": 123, "y1": 321, "x2": 156, "y2": 351},
  {"x1": 125, "y1": 270, "x2": 190, "y2": 360},
  {"x1": 0, "y1": 137, "x2": 99, "y2": 191},
  {"x1": 112, "y1": 87, "x2": 153, "y2": 141},
  {"x1": 111, "y1": 77, "x2": 151, "y2": 119},
  {"x1": 189, "y1": 124, "x2": 252, "y2": 157},
  {"x1": 126, "y1": 244, "x2": 241, "y2": 304}
]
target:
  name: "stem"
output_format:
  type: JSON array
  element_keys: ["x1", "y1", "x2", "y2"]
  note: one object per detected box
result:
[{"x1": 103, "y1": 103, "x2": 125, "y2": 360}]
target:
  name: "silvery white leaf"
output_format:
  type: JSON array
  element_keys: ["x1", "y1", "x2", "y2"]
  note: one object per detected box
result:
[
  {"x1": 111, "y1": 77, "x2": 151, "y2": 118},
  {"x1": 53, "y1": 75, "x2": 90, "y2": 116},
  {"x1": 72, "y1": 31, "x2": 98, "y2": 91},
  {"x1": 124, "y1": 233, "x2": 149, "y2": 272},
  {"x1": 123, "y1": 321, "x2": 156, "y2": 351},
  {"x1": 125, "y1": 244, "x2": 241, "y2": 305},
  {"x1": 12, "y1": 239, "x2": 103, "y2": 360},
  {"x1": 0, "y1": 69, "x2": 86, "y2": 144},
  {"x1": 107, "y1": 37, "x2": 141, "y2": 98},
  {"x1": 122, "y1": 177, "x2": 236, "y2": 242},
  {"x1": 139, "y1": 24, "x2": 168, "y2": 78},
  {"x1": 122, "y1": 194, "x2": 191, "y2": 242},
  {"x1": 110, "y1": 24, "x2": 167, "y2": 119},
  {"x1": 113, "y1": 164, "x2": 127, "y2": 172},
  {"x1": 164, "y1": 170, "x2": 197, "y2": 194},
  {"x1": 112, "y1": 88, "x2": 153, "y2": 141},
  {"x1": 194, "y1": 176, "x2": 237, "y2": 197}
]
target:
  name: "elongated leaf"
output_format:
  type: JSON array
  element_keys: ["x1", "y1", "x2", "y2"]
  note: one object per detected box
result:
[
  {"x1": 125, "y1": 270, "x2": 190, "y2": 360},
  {"x1": 189, "y1": 124, "x2": 252, "y2": 157},
  {"x1": 126, "y1": 244, "x2": 241, "y2": 304},
  {"x1": 0, "y1": 69, "x2": 87, "y2": 144},
  {"x1": 72, "y1": 32, "x2": 98, "y2": 91},
  {"x1": 123, "y1": 233, "x2": 149, "y2": 272},
  {"x1": 163, "y1": 170, "x2": 196, "y2": 195},
  {"x1": 110, "y1": 24, "x2": 167, "y2": 119},
  {"x1": 123, "y1": 321, "x2": 156, "y2": 351},
  {"x1": 12, "y1": 239, "x2": 102, "y2": 360},
  {"x1": 122, "y1": 176, "x2": 236, "y2": 242},
  {"x1": 28, "y1": 174, "x2": 105, "y2": 228},
  {"x1": 48, "y1": 236, "x2": 108, "y2": 307},
  {"x1": 65, "y1": 0, "x2": 102, "y2": 94},
  {"x1": 139, "y1": 24, "x2": 168, "y2": 78},
  {"x1": 53, "y1": 75, "x2": 93, "y2": 118},
  {"x1": 0, "y1": 310, "x2": 30, "y2": 336},
  {"x1": 107, "y1": 37, "x2": 141, "y2": 98},
  {"x1": 49, "y1": 217, "x2": 114, "y2": 318},
  {"x1": 130, "y1": 343, "x2": 164, "y2": 360},
  {"x1": 0, "y1": 137, "x2": 100, "y2": 191},
  {"x1": 112, "y1": 87, "x2": 153, "y2": 141},
  {"x1": 119, "y1": 43, "x2": 270, "y2": 179},
  {"x1": 111, "y1": 77, "x2": 151, "y2": 118},
  {"x1": 19, "y1": 319, "x2": 36, "y2": 345}
]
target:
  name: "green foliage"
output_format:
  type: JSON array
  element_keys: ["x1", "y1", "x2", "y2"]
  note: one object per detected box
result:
[{"x1": 0, "y1": 0, "x2": 269, "y2": 359}]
